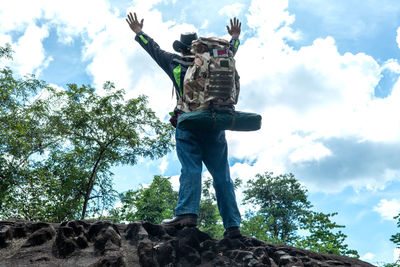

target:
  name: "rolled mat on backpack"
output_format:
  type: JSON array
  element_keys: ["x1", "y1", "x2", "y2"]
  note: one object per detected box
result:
[{"x1": 177, "y1": 110, "x2": 262, "y2": 131}]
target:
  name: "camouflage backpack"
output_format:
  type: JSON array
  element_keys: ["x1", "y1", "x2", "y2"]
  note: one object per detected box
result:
[{"x1": 176, "y1": 37, "x2": 240, "y2": 113}]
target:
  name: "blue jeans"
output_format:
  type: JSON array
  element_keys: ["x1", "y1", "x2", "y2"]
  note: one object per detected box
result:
[{"x1": 174, "y1": 127, "x2": 241, "y2": 229}]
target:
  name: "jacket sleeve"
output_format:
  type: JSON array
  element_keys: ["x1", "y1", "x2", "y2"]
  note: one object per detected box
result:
[
  {"x1": 135, "y1": 31, "x2": 176, "y2": 75},
  {"x1": 229, "y1": 37, "x2": 240, "y2": 57}
]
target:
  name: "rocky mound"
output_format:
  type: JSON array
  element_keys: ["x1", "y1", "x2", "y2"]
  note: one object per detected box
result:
[{"x1": 0, "y1": 220, "x2": 374, "y2": 266}]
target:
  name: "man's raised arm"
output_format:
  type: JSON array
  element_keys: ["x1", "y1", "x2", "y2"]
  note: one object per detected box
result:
[
  {"x1": 227, "y1": 17, "x2": 241, "y2": 56},
  {"x1": 126, "y1": 12, "x2": 176, "y2": 76}
]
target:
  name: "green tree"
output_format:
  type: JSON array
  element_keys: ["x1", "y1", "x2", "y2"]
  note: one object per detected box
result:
[
  {"x1": 0, "y1": 43, "x2": 13, "y2": 59},
  {"x1": 243, "y1": 171, "x2": 359, "y2": 257},
  {"x1": 50, "y1": 82, "x2": 174, "y2": 219},
  {"x1": 389, "y1": 213, "x2": 400, "y2": 266},
  {"x1": 297, "y1": 211, "x2": 359, "y2": 258},
  {"x1": 1, "y1": 44, "x2": 174, "y2": 221},
  {"x1": 243, "y1": 172, "x2": 311, "y2": 244},
  {"x1": 241, "y1": 210, "x2": 282, "y2": 243},
  {"x1": 197, "y1": 177, "x2": 243, "y2": 238},
  {"x1": 1, "y1": 44, "x2": 59, "y2": 213},
  {"x1": 382, "y1": 263, "x2": 400, "y2": 267},
  {"x1": 198, "y1": 177, "x2": 224, "y2": 238},
  {"x1": 112, "y1": 175, "x2": 178, "y2": 224}
]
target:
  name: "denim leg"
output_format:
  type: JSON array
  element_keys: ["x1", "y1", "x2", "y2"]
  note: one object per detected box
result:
[
  {"x1": 202, "y1": 131, "x2": 241, "y2": 229},
  {"x1": 174, "y1": 128, "x2": 203, "y2": 216}
]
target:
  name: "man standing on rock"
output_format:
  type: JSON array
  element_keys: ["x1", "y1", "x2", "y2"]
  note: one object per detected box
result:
[{"x1": 126, "y1": 12, "x2": 242, "y2": 239}]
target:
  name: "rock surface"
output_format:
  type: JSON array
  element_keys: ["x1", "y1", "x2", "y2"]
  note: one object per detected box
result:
[{"x1": 0, "y1": 220, "x2": 375, "y2": 266}]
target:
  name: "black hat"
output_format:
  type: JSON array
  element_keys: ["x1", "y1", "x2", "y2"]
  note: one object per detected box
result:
[{"x1": 173, "y1": 32, "x2": 198, "y2": 54}]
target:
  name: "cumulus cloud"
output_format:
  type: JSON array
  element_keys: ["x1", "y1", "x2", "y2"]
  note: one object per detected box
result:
[
  {"x1": 395, "y1": 248, "x2": 400, "y2": 263},
  {"x1": 382, "y1": 59, "x2": 400, "y2": 74},
  {"x1": 170, "y1": 175, "x2": 180, "y2": 191},
  {"x1": 373, "y1": 199, "x2": 400, "y2": 221},
  {"x1": 0, "y1": 0, "x2": 43, "y2": 33},
  {"x1": 218, "y1": 3, "x2": 245, "y2": 17},
  {"x1": 159, "y1": 156, "x2": 169, "y2": 174},
  {"x1": 0, "y1": 0, "x2": 113, "y2": 76},
  {"x1": 3, "y1": 0, "x2": 400, "y2": 195},
  {"x1": 11, "y1": 24, "x2": 51, "y2": 76},
  {"x1": 360, "y1": 252, "x2": 375, "y2": 261},
  {"x1": 0, "y1": 24, "x2": 51, "y2": 77},
  {"x1": 290, "y1": 0, "x2": 400, "y2": 40},
  {"x1": 81, "y1": 3, "x2": 199, "y2": 117},
  {"x1": 224, "y1": 0, "x2": 400, "y2": 192},
  {"x1": 289, "y1": 140, "x2": 400, "y2": 192}
]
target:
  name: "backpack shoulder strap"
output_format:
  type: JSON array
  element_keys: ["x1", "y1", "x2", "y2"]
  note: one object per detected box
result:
[{"x1": 172, "y1": 56, "x2": 194, "y2": 66}]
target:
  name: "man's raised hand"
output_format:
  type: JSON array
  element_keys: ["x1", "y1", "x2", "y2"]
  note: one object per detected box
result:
[
  {"x1": 126, "y1": 12, "x2": 143, "y2": 34},
  {"x1": 226, "y1": 17, "x2": 241, "y2": 38}
]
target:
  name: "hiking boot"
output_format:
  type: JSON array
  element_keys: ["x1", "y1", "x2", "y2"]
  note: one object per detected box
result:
[
  {"x1": 223, "y1": 226, "x2": 242, "y2": 239},
  {"x1": 161, "y1": 214, "x2": 197, "y2": 229}
]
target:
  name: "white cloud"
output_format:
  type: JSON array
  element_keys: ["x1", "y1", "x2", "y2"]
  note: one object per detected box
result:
[
  {"x1": 397, "y1": 27, "x2": 400, "y2": 49},
  {"x1": 395, "y1": 248, "x2": 400, "y2": 263},
  {"x1": 218, "y1": 3, "x2": 245, "y2": 17},
  {"x1": 360, "y1": 252, "x2": 375, "y2": 261},
  {"x1": 200, "y1": 20, "x2": 209, "y2": 30},
  {"x1": 289, "y1": 140, "x2": 332, "y2": 164},
  {"x1": 9, "y1": 24, "x2": 51, "y2": 76},
  {"x1": 42, "y1": 0, "x2": 113, "y2": 42},
  {"x1": 82, "y1": 5, "x2": 197, "y2": 117},
  {"x1": 0, "y1": 0, "x2": 112, "y2": 41},
  {"x1": 0, "y1": 0, "x2": 42, "y2": 34},
  {"x1": 0, "y1": 0, "x2": 113, "y2": 76},
  {"x1": 2, "y1": 0, "x2": 400, "y2": 196},
  {"x1": 373, "y1": 199, "x2": 400, "y2": 220},
  {"x1": 291, "y1": 0, "x2": 400, "y2": 41},
  {"x1": 170, "y1": 175, "x2": 180, "y2": 191},
  {"x1": 382, "y1": 59, "x2": 400, "y2": 74},
  {"x1": 159, "y1": 156, "x2": 168, "y2": 174},
  {"x1": 224, "y1": 0, "x2": 400, "y2": 193}
]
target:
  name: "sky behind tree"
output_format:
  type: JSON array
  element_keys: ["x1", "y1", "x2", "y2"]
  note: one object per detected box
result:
[{"x1": 1, "y1": 0, "x2": 400, "y2": 264}]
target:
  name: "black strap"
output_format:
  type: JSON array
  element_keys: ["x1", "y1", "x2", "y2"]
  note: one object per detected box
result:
[
  {"x1": 212, "y1": 110, "x2": 217, "y2": 130},
  {"x1": 230, "y1": 110, "x2": 236, "y2": 130},
  {"x1": 172, "y1": 58, "x2": 193, "y2": 66}
]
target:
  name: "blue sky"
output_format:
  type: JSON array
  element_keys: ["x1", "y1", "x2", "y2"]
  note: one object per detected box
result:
[{"x1": 1, "y1": 0, "x2": 400, "y2": 264}]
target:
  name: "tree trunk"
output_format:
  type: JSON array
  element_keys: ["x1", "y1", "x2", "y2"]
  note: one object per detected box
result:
[{"x1": 81, "y1": 151, "x2": 104, "y2": 219}]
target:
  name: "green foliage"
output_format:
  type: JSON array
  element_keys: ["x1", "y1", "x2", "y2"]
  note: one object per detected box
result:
[
  {"x1": 112, "y1": 175, "x2": 178, "y2": 224},
  {"x1": 297, "y1": 211, "x2": 359, "y2": 258},
  {"x1": 382, "y1": 263, "x2": 400, "y2": 267},
  {"x1": 389, "y1": 213, "x2": 400, "y2": 265},
  {"x1": 243, "y1": 171, "x2": 359, "y2": 258},
  {"x1": 51, "y1": 82, "x2": 174, "y2": 219},
  {"x1": 243, "y1": 172, "x2": 311, "y2": 244},
  {"x1": 1, "y1": 45, "x2": 57, "y2": 214},
  {"x1": 198, "y1": 177, "x2": 224, "y2": 238},
  {"x1": 241, "y1": 210, "x2": 282, "y2": 244},
  {"x1": 0, "y1": 44, "x2": 174, "y2": 221},
  {"x1": 391, "y1": 214, "x2": 400, "y2": 246},
  {"x1": 0, "y1": 43, "x2": 13, "y2": 59}
]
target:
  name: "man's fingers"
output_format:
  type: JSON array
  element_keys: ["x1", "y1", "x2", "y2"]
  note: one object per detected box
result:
[
  {"x1": 127, "y1": 12, "x2": 134, "y2": 23},
  {"x1": 239, "y1": 22, "x2": 241, "y2": 29},
  {"x1": 134, "y1": 12, "x2": 138, "y2": 22}
]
